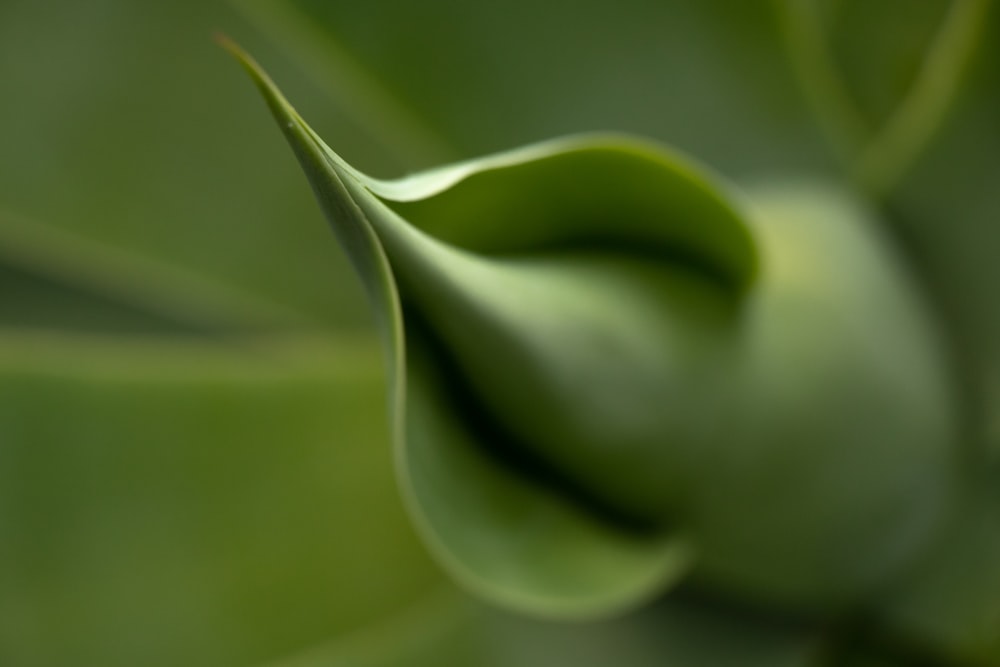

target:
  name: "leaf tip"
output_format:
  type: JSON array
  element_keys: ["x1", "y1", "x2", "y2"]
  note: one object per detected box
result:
[
  {"x1": 215, "y1": 34, "x2": 264, "y2": 81},
  {"x1": 215, "y1": 35, "x2": 291, "y2": 114},
  {"x1": 213, "y1": 32, "x2": 251, "y2": 65}
]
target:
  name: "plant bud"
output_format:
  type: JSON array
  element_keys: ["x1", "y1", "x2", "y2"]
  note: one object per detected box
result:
[{"x1": 226, "y1": 42, "x2": 959, "y2": 618}]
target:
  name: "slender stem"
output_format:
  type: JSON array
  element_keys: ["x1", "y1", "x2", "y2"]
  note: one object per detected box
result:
[
  {"x1": 856, "y1": 0, "x2": 992, "y2": 194},
  {"x1": 776, "y1": 0, "x2": 993, "y2": 196}
]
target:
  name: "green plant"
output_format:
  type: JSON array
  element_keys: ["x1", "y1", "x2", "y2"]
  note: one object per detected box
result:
[
  {"x1": 2, "y1": 1, "x2": 998, "y2": 666},
  {"x1": 219, "y1": 3, "x2": 998, "y2": 660}
]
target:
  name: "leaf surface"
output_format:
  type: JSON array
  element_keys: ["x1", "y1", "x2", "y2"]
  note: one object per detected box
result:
[{"x1": 219, "y1": 39, "x2": 777, "y2": 618}]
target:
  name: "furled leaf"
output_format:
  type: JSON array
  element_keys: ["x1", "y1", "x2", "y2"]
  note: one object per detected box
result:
[
  {"x1": 223, "y1": 37, "x2": 757, "y2": 618},
  {"x1": 226, "y1": 42, "x2": 961, "y2": 617}
]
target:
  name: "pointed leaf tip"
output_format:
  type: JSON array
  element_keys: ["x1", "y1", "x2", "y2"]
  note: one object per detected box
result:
[
  {"x1": 221, "y1": 41, "x2": 403, "y2": 358},
  {"x1": 223, "y1": 48, "x2": 699, "y2": 618},
  {"x1": 217, "y1": 35, "x2": 293, "y2": 119},
  {"x1": 215, "y1": 34, "x2": 261, "y2": 80}
]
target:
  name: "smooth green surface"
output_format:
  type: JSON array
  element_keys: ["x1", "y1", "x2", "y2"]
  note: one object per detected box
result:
[{"x1": 3, "y1": 0, "x2": 998, "y2": 664}]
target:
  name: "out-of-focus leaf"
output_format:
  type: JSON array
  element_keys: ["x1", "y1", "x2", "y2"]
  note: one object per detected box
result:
[
  {"x1": 684, "y1": 182, "x2": 959, "y2": 608},
  {"x1": 774, "y1": 9, "x2": 1000, "y2": 660},
  {"x1": 821, "y1": 0, "x2": 952, "y2": 129},
  {"x1": 874, "y1": 5, "x2": 1000, "y2": 466},
  {"x1": 0, "y1": 333, "x2": 442, "y2": 667},
  {"x1": 0, "y1": 210, "x2": 315, "y2": 334},
  {"x1": 777, "y1": 0, "x2": 991, "y2": 192}
]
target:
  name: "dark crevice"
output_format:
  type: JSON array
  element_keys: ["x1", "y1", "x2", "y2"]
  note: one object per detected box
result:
[
  {"x1": 387, "y1": 197, "x2": 756, "y2": 293},
  {"x1": 404, "y1": 307, "x2": 663, "y2": 538},
  {"x1": 492, "y1": 234, "x2": 753, "y2": 294}
]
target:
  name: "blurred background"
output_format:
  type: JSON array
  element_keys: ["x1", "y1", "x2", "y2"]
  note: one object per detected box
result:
[{"x1": 0, "y1": 0, "x2": 997, "y2": 665}]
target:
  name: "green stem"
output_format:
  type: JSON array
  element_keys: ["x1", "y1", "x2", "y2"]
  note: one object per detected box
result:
[
  {"x1": 776, "y1": 0, "x2": 992, "y2": 196},
  {"x1": 856, "y1": 0, "x2": 992, "y2": 194}
]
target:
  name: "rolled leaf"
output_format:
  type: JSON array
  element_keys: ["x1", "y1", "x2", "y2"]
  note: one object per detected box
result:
[{"x1": 224, "y1": 41, "x2": 959, "y2": 615}]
